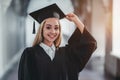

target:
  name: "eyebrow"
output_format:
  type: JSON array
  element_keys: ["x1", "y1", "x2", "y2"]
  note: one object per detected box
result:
[
  {"x1": 46, "y1": 24, "x2": 51, "y2": 26},
  {"x1": 46, "y1": 24, "x2": 59, "y2": 26}
]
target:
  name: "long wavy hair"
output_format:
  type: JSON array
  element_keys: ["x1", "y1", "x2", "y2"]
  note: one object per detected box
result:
[{"x1": 32, "y1": 19, "x2": 62, "y2": 48}]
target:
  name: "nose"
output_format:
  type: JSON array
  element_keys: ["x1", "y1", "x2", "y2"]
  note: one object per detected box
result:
[{"x1": 51, "y1": 29, "x2": 56, "y2": 34}]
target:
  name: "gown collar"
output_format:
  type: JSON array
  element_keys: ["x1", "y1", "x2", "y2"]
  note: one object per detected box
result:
[{"x1": 39, "y1": 42, "x2": 56, "y2": 60}]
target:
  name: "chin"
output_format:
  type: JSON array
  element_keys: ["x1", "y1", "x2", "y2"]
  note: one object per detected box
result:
[
  {"x1": 49, "y1": 38, "x2": 57, "y2": 42},
  {"x1": 49, "y1": 40, "x2": 55, "y2": 42}
]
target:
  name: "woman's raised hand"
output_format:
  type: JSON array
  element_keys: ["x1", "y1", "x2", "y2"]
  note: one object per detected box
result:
[{"x1": 66, "y1": 13, "x2": 84, "y2": 33}]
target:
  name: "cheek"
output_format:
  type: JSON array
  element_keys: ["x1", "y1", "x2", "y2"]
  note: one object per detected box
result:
[
  {"x1": 55, "y1": 30, "x2": 59, "y2": 34},
  {"x1": 56, "y1": 31, "x2": 60, "y2": 37},
  {"x1": 43, "y1": 28, "x2": 48, "y2": 34},
  {"x1": 43, "y1": 30, "x2": 47, "y2": 37},
  {"x1": 57, "y1": 31, "x2": 60, "y2": 35},
  {"x1": 43, "y1": 31, "x2": 47, "y2": 37}
]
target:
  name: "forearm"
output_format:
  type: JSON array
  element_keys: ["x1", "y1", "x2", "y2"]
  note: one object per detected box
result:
[{"x1": 74, "y1": 18, "x2": 85, "y2": 33}]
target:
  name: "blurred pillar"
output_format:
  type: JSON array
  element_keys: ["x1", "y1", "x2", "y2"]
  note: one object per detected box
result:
[
  {"x1": 0, "y1": 3, "x2": 4, "y2": 78},
  {"x1": 104, "y1": 0, "x2": 120, "y2": 79},
  {"x1": 0, "y1": 0, "x2": 13, "y2": 77},
  {"x1": 70, "y1": 0, "x2": 92, "y2": 31},
  {"x1": 103, "y1": 0, "x2": 113, "y2": 76}
]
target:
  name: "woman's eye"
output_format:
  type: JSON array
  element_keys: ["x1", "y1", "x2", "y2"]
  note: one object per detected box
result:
[
  {"x1": 46, "y1": 26, "x2": 51, "y2": 29},
  {"x1": 55, "y1": 27, "x2": 59, "y2": 30}
]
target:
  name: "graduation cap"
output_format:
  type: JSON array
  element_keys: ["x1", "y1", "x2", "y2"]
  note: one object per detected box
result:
[{"x1": 29, "y1": 3, "x2": 65, "y2": 34}]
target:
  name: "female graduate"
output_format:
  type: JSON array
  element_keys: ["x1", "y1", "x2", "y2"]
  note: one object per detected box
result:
[{"x1": 18, "y1": 4, "x2": 97, "y2": 80}]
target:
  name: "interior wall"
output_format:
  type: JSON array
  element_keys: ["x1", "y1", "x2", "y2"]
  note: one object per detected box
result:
[
  {"x1": 0, "y1": 2, "x2": 4, "y2": 77},
  {"x1": 0, "y1": 0, "x2": 30, "y2": 78}
]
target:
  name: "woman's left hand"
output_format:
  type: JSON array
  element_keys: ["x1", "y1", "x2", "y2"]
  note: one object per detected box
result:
[
  {"x1": 66, "y1": 13, "x2": 85, "y2": 33},
  {"x1": 66, "y1": 13, "x2": 79, "y2": 23}
]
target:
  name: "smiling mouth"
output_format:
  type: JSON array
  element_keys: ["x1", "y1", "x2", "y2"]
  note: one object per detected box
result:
[{"x1": 48, "y1": 35, "x2": 56, "y2": 39}]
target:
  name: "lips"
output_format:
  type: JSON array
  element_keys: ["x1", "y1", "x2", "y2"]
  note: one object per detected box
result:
[{"x1": 48, "y1": 34, "x2": 57, "y2": 39}]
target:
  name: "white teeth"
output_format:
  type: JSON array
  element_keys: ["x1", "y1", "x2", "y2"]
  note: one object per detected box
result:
[
  {"x1": 50, "y1": 36, "x2": 55, "y2": 38},
  {"x1": 48, "y1": 35, "x2": 56, "y2": 38},
  {"x1": 51, "y1": 35, "x2": 54, "y2": 37}
]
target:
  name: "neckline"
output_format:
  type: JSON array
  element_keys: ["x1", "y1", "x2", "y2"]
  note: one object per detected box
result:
[
  {"x1": 36, "y1": 44, "x2": 57, "y2": 62},
  {"x1": 40, "y1": 42, "x2": 56, "y2": 53}
]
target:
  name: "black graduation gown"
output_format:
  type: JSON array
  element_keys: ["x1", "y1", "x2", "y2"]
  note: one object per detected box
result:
[{"x1": 18, "y1": 28, "x2": 97, "y2": 80}]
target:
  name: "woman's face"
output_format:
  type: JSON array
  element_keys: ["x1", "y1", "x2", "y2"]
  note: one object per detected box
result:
[{"x1": 43, "y1": 18, "x2": 60, "y2": 46}]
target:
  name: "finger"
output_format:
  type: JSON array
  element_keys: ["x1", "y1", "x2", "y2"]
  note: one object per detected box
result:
[
  {"x1": 66, "y1": 13, "x2": 73, "y2": 17},
  {"x1": 65, "y1": 16, "x2": 72, "y2": 21},
  {"x1": 65, "y1": 16, "x2": 70, "y2": 20}
]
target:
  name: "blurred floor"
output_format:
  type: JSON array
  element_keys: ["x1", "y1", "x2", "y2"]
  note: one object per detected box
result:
[
  {"x1": 1, "y1": 62, "x2": 18, "y2": 80},
  {"x1": 1, "y1": 57, "x2": 115, "y2": 80},
  {"x1": 79, "y1": 56, "x2": 115, "y2": 80}
]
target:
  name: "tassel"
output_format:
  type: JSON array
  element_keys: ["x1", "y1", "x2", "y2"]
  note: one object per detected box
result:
[{"x1": 33, "y1": 21, "x2": 36, "y2": 34}]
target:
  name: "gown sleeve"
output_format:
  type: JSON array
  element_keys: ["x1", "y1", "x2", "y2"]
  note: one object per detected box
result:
[
  {"x1": 18, "y1": 48, "x2": 38, "y2": 80},
  {"x1": 65, "y1": 27, "x2": 97, "y2": 73}
]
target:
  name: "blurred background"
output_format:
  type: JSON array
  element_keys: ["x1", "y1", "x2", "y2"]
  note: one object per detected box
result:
[{"x1": 0, "y1": 0, "x2": 120, "y2": 80}]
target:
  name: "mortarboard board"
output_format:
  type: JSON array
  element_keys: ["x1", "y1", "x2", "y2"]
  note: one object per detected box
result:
[{"x1": 29, "y1": 3, "x2": 66, "y2": 34}]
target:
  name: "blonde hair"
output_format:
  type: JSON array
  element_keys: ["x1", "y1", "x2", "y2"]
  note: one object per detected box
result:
[{"x1": 32, "y1": 19, "x2": 62, "y2": 48}]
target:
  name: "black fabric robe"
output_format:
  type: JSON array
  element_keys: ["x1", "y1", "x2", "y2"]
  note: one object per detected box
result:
[{"x1": 18, "y1": 28, "x2": 97, "y2": 80}]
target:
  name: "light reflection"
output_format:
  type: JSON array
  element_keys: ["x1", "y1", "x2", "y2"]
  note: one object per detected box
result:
[{"x1": 112, "y1": 0, "x2": 120, "y2": 53}]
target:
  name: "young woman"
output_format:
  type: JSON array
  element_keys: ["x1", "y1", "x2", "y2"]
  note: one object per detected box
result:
[{"x1": 18, "y1": 13, "x2": 97, "y2": 80}]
